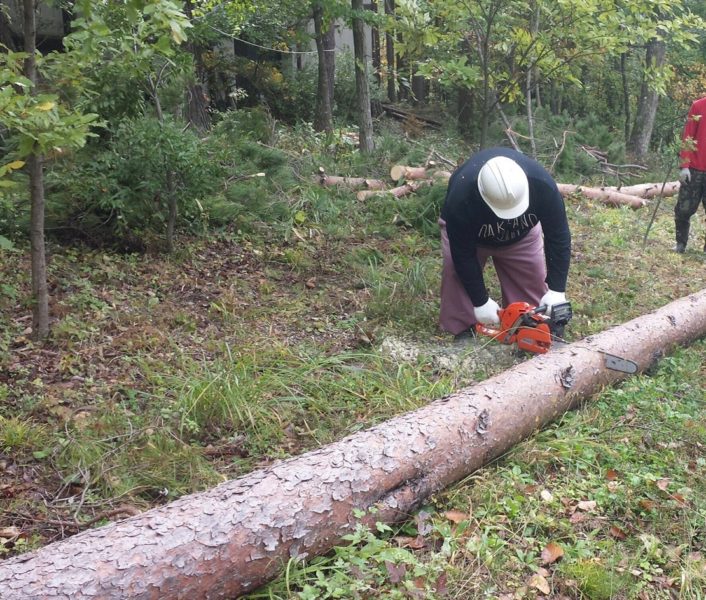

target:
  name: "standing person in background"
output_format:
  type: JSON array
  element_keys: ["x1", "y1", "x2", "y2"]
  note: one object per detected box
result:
[
  {"x1": 439, "y1": 147, "x2": 571, "y2": 338},
  {"x1": 676, "y1": 96, "x2": 706, "y2": 254}
]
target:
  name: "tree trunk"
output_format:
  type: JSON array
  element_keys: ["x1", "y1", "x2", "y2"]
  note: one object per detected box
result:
[
  {"x1": 352, "y1": 0, "x2": 374, "y2": 152},
  {"x1": 526, "y1": 0, "x2": 539, "y2": 159},
  {"x1": 605, "y1": 181, "x2": 679, "y2": 199},
  {"x1": 411, "y1": 73, "x2": 427, "y2": 105},
  {"x1": 384, "y1": 0, "x2": 396, "y2": 102},
  {"x1": 356, "y1": 179, "x2": 431, "y2": 201},
  {"x1": 370, "y1": 0, "x2": 381, "y2": 85},
  {"x1": 183, "y1": 0, "x2": 210, "y2": 133},
  {"x1": 620, "y1": 52, "x2": 631, "y2": 142},
  {"x1": 313, "y1": 2, "x2": 335, "y2": 133},
  {"x1": 628, "y1": 39, "x2": 666, "y2": 159},
  {"x1": 2, "y1": 290, "x2": 705, "y2": 599},
  {"x1": 152, "y1": 88, "x2": 178, "y2": 253},
  {"x1": 556, "y1": 183, "x2": 647, "y2": 209},
  {"x1": 24, "y1": 0, "x2": 49, "y2": 341}
]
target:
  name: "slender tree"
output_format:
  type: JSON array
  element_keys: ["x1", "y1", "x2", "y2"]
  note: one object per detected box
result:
[
  {"x1": 23, "y1": 0, "x2": 49, "y2": 340},
  {"x1": 183, "y1": 0, "x2": 210, "y2": 132},
  {"x1": 384, "y1": 0, "x2": 396, "y2": 102},
  {"x1": 352, "y1": 0, "x2": 374, "y2": 151},
  {"x1": 313, "y1": 1, "x2": 336, "y2": 133}
]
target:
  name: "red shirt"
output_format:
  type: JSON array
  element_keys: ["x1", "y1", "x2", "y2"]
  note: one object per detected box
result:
[{"x1": 680, "y1": 96, "x2": 706, "y2": 171}]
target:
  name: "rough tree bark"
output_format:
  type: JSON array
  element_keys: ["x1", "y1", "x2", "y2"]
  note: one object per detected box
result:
[
  {"x1": 384, "y1": 0, "x2": 396, "y2": 102},
  {"x1": 1, "y1": 290, "x2": 705, "y2": 599},
  {"x1": 352, "y1": 0, "x2": 374, "y2": 152},
  {"x1": 557, "y1": 183, "x2": 647, "y2": 209},
  {"x1": 356, "y1": 179, "x2": 431, "y2": 201},
  {"x1": 605, "y1": 181, "x2": 679, "y2": 199},
  {"x1": 183, "y1": 0, "x2": 210, "y2": 133},
  {"x1": 628, "y1": 39, "x2": 666, "y2": 159},
  {"x1": 313, "y1": 2, "x2": 335, "y2": 133},
  {"x1": 23, "y1": 0, "x2": 50, "y2": 340}
]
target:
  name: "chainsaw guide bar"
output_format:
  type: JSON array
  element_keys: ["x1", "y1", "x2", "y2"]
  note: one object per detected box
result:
[{"x1": 476, "y1": 301, "x2": 638, "y2": 374}]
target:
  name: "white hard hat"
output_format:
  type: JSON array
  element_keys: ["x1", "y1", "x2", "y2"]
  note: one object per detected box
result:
[{"x1": 477, "y1": 156, "x2": 529, "y2": 219}]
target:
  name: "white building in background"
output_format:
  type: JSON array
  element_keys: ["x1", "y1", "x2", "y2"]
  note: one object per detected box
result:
[{"x1": 2, "y1": 0, "x2": 65, "y2": 49}]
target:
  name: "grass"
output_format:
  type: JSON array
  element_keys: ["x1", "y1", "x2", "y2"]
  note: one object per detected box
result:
[
  {"x1": 0, "y1": 122, "x2": 705, "y2": 596},
  {"x1": 254, "y1": 341, "x2": 705, "y2": 599}
]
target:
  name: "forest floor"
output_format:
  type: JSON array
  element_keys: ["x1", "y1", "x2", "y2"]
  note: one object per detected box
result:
[{"x1": 1, "y1": 140, "x2": 705, "y2": 598}]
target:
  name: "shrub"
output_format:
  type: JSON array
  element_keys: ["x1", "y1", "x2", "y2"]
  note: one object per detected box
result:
[{"x1": 45, "y1": 116, "x2": 221, "y2": 250}]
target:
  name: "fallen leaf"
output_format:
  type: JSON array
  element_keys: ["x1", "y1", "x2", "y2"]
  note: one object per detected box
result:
[
  {"x1": 541, "y1": 541, "x2": 565, "y2": 565},
  {"x1": 656, "y1": 478, "x2": 671, "y2": 491},
  {"x1": 444, "y1": 509, "x2": 469, "y2": 524},
  {"x1": 671, "y1": 493, "x2": 687, "y2": 506},
  {"x1": 416, "y1": 510, "x2": 433, "y2": 536},
  {"x1": 393, "y1": 535, "x2": 425, "y2": 549},
  {"x1": 577, "y1": 500, "x2": 597, "y2": 512},
  {"x1": 638, "y1": 499, "x2": 656, "y2": 511},
  {"x1": 570, "y1": 511, "x2": 587, "y2": 524},
  {"x1": 606, "y1": 469, "x2": 619, "y2": 481},
  {"x1": 435, "y1": 571, "x2": 448, "y2": 596},
  {"x1": 529, "y1": 573, "x2": 551, "y2": 595},
  {"x1": 385, "y1": 560, "x2": 406, "y2": 584},
  {"x1": 609, "y1": 525, "x2": 628, "y2": 540}
]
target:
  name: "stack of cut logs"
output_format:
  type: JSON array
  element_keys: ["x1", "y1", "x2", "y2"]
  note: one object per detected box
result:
[{"x1": 315, "y1": 164, "x2": 680, "y2": 209}]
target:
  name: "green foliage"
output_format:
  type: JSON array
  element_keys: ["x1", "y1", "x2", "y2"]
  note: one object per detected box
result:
[
  {"x1": 211, "y1": 107, "x2": 276, "y2": 144},
  {"x1": 258, "y1": 520, "x2": 451, "y2": 599},
  {"x1": 0, "y1": 51, "x2": 99, "y2": 177},
  {"x1": 45, "y1": 116, "x2": 219, "y2": 249}
]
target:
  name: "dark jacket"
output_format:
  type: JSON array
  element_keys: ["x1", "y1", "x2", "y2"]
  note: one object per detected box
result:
[{"x1": 441, "y1": 147, "x2": 571, "y2": 306}]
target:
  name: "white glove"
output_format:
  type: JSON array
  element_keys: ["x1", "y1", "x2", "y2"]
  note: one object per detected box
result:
[
  {"x1": 540, "y1": 290, "x2": 566, "y2": 311},
  {"x1": 474, "y1": 298, "x2": 501, "y2": 325},
  {"x1": 679, "y1": 167, "x2": 691, "y2": 183}
]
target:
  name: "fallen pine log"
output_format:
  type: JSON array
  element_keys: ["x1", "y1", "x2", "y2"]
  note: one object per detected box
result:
[
  {"x1": 2, "y1": 289, "x2": 705, "y2": 599},
  {"x1": 314, "y1": 174, "x2": 386, "y2": 190},
  {"x1": 603, "y1": 181, "x2": 680, "y2": 199},
  {"x1": 557, "y1": 183, "x2": 647, "y2": 209},
  {"x1": 380, "y1": 103, "x2": 443, "y2": 129},
  {"x1": 356, "y1": 179, "x2": 431, "y2": 201},
  {"x1": 390, "y1": 164, "x2": 452, "y2": 182},
  {"x1": 314, "y1": 167, "x2": 386, "y2": 190}
]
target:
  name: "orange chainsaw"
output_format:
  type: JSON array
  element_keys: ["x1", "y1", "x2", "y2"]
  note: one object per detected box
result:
[{"x1": 476, "y1": 301, "x2": 572, "y2": 354}]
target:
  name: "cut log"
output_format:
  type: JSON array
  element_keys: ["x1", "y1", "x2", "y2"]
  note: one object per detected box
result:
[
  {"x1": 315, "y1": 174, "x2": 386, "y2": 190},
  {"x1": 603, "y1": 181, "x2": 679, "y2": 199},
  {"x1": 380, "y1": 103, "x2": 443, "y2": 129},
  {"x1": 2, "y1": 289, "x2": 705, "y2": 599},
  {"x1": 356, "y1": 180, "x2": 430, "y2": 201},
  {"x1": 390, "y1": 164, "x2": 452, "y2": 182},
  {"x1": 557, "y1": 183, "x2": 647, "y2": 209}
]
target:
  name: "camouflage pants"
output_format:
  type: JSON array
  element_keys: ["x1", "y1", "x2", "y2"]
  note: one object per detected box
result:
[{"x1": 675, "y1": 168, "x2": 706, "y2": 247}]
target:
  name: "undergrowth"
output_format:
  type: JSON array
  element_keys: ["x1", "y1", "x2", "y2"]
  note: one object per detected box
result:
[{"x1": 0, "y1": 121, "x2": 704, "y2": 598}]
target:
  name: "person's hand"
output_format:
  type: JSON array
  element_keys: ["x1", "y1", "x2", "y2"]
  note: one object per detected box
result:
[
  {"x1": 679, "y1": 167, "x2": 691, "y2": 183},
  {"x1": 474, "y1": 298, "x2": 501, "y2": 325},
  {"x1": 540, "y1": 290, "x2": 566, "y2": 311}
]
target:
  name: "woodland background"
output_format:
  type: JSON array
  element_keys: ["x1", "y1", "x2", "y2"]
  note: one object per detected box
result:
[{"x1": 1, "y1": 1, "x2": 705, "y2": 598}]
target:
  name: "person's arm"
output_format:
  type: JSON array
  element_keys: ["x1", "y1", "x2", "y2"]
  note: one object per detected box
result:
[{"x1": 445, "y1": 217, "x2": 488, "y2": 306}]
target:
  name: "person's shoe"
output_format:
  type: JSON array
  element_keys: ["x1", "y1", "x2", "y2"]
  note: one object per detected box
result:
[
  {"x1": 673, "y1": 242, "x2": 686, "y2": 254},
  {"x1": 453, "y1": 327, "x2": 477, "y2": 343}
]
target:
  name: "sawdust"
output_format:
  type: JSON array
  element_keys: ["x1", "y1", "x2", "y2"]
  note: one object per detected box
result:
[{"x1": 379, "y1": 334, "x2": 522, "y2": 382}]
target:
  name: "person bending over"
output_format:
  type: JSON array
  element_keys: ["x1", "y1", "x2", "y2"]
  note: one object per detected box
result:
[{"x1": 439, "y1": 147, "x2": 571, "y2": 337}]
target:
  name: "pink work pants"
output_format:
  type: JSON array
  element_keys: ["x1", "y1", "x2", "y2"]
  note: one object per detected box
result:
[{"x1": 439, "y1": 218, "x2": 548, "y2": 335}]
